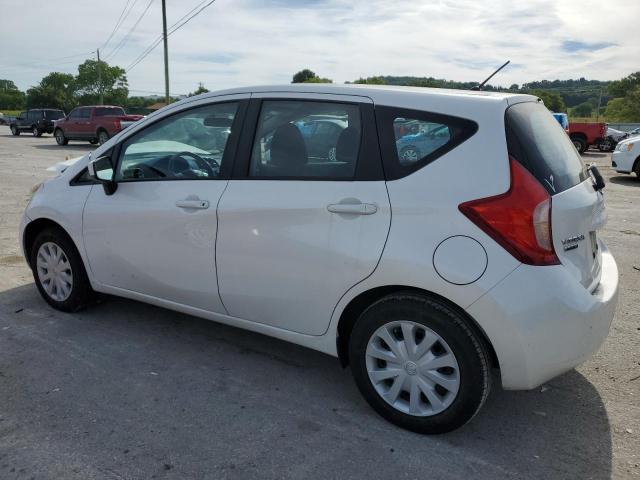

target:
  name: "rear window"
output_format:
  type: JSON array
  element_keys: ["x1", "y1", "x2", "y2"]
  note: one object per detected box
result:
[
  {"x1": 44, "y1": 110, "x2": 65, "y2": 120},
  {"x1": 95, "y1": 107, "x2": 125, "y2": 117},
  {"x1": 376, "y1": 106, "x2": 478, "y2": 180},
  {"x1": 506, "y1": 102, "x2": 586, "y2": 195}
]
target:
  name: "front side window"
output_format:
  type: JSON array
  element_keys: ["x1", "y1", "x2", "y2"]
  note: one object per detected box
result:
[
  {"x1": 377, "y1": 106, "x2": 478, "y2": 180},
  {"x1": 249, "y1": 100, "x2": 361, "y2": 179},
  {"x1": 69, "y1": 108, "x2": 81, "y2": 119},
  {"x1": 79, "y1": 108, "x2": 92, "y2": 119},
  {"x1": 116, "y1": 102, "x2": 238, "y2": 181}
]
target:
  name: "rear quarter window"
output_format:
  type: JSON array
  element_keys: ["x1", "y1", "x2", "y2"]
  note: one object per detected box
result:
[
  {"x1": 376, "y1": 106, "x2": 478, "y2": 180},
  {"x1": 506, "y1": 102, "x2": 587, "y2": 194}
]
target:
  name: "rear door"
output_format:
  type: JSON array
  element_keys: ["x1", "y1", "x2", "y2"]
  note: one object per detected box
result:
[
  {"x1": 506, "y1": 101, "x2": 604, "y2": 289},
  {"x1": 216, "y1": 93, "x2": 390, "y2": 335}
]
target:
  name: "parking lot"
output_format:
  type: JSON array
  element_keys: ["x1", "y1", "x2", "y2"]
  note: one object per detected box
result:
[{"x1": 0, "y1": 126, "x2": 638, "y2": 479}]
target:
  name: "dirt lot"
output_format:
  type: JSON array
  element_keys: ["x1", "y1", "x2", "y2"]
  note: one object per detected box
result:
[{"x1": 0, "y1": 126, "x2": 638, "y2": 479}]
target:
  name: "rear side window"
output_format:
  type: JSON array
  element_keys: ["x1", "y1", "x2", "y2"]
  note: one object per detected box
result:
[
  {"x1": 377, "y1": 106, "x2": 478, "y2": 180},
  {"x1": 95, "y1": 107, "x2": 125, "y2": 117},
  {"x1": 506, "y1": 102, "x2": 586, "y2": 194}
]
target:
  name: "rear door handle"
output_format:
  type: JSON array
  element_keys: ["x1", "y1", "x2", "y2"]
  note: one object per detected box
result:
[
  {"x1": 327, "y1": 203, "x2": 377, "y2": 215},
  {"x1": 176, "y1": 199, "x2": 209, "y2": 209}
]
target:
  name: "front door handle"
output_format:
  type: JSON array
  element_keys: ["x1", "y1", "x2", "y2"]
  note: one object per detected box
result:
[
  {"x1": 176, "y1": 199, "x2": 209, "y2": 209},
  {"x1": 327, "y1": 203, "x2": 377, "y2": 215}
]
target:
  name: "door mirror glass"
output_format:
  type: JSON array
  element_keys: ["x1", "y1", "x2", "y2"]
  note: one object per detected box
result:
[{"x1": 88, "y1": 155, "x2": 117, "y2": 195}]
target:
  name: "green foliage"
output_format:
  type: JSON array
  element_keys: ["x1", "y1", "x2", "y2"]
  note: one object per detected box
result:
[
  {"x1": 26, "y1": 72, "x2": 76, "y2": 111},
  {"x1": 528, "y1": 89, "x2": 566, "y2": 112},
  {"x1": 292, "y1": 69, "x2": 332, "y2": 84},
  {"x1": 352, "y1": 76, "x2": 386, "y2": 85},
  {"x1": 0, "y1": 78, "x2": 26, "y2": 109},
  {"x1": 292, "y1": 69, "x2": 317, "y2": 83},
  {"x1": 604, "y1": 86, "x2": 640, "y2": 122},
  {"x1": 607, "y1": 72, "x2": 640, "y2": 97},
  {"x1": 188, "y1": 82, "x2": 210, "y2": 97},
  {"x1": 75, "y1": 59, "x2": 128, "y2": 105},
  {"x1": 570, "y1": 101, "x2": 594, "y2": 117}
]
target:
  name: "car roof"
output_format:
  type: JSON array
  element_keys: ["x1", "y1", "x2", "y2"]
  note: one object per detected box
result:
[{"x1": 190, "y1": 83, "x2": 536, "y2": 104}]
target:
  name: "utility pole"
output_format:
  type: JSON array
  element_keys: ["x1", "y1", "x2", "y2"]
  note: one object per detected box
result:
[
  {"x1": 596, "y1": 87, "x2": 603, "y2": 122},
  {"x1": 161, "y1": 0, "x2": 170, "y2": 105},
  {"x1": 97, "y1": 48, "x2": 103, "y2": 104}
]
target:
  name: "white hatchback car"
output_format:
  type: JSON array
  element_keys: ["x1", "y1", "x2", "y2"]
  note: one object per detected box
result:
[
  {"x1": 20, "y1": 84, "x2": 618, "y2": 433},
  {"x1": 612, "y1": 134, "x2": 640, "y2": 176}
]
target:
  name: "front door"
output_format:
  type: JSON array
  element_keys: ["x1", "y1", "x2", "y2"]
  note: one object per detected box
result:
[
  {"x1": 216, "y1": 94, "x2": 391, "y2": 335},
  {"x1": 83, "y1": 97, "x2": 246, "y2": 313}
]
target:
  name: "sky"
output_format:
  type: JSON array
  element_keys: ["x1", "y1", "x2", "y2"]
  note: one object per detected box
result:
[{"x1": 1, "y1": 0, "x2": 638, "y2": 96}]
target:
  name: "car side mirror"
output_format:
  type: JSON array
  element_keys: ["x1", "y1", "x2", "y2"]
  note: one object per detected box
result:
[{"x1": 88, "y1": 155, "x2": 117, "y2": 195}]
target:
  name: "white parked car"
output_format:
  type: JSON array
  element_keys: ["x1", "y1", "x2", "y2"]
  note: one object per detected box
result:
[
  {"x1": 20, "y1": 84, "x2": 619, "y2": 433},
  {"x1": 612, "y1": 135, "x2": 640, "y2": 176}
]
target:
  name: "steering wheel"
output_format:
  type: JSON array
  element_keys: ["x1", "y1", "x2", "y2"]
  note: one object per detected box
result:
[{"x1": 168, "y1": 151, "x2": 217, "y2": 177}]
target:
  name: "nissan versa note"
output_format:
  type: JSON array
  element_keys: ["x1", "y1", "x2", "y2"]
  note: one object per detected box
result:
[{"x1": 20, "y1": 84, "x2": 619, "y2": 434}]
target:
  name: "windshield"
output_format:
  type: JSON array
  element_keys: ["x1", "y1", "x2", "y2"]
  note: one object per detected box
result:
[
  {"x1": 95, "y1": 107, "x2": 125, "y2": 117},
  {"x1": 506, "y1": 102, "x2": 587, "y2": 195}
]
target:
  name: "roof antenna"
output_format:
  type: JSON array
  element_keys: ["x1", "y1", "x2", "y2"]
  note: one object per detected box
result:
[{"x1": 472, "y1": 60, "x2": 511, "y2": 91}]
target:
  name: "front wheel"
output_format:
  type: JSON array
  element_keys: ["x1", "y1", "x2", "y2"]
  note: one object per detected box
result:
[
  {"x1": 349, "y1": 293, "x2": 491, "y2": 434},
  {"x1": 54, "y1": 128, "x2": 68, "y2": 145},
  {"x1": 32, "y1": 126, "x2": 42, "y2": 137},
  {"x1": 10, "y1": 125, "x2": 20, "y2": 136},
  {"x1": 30, "y1": 228, "x2": 95, "y2": 312},
  {"x1": 399, "y1": 146, "x2": 420, "y2": 164}
]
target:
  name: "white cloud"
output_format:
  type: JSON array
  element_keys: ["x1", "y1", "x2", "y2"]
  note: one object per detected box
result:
[{"x1": 0, "y1": 0, "x2": 638, "y2": 94}]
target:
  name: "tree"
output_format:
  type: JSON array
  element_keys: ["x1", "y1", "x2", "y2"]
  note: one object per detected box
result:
[
  {"x1": 189, "y1": 82, "x2": 209, "y2": 97},
  {"x1": 570, "y1": 101, "x2": 593, "y2": 117},
  {"x1": 26, "y1": 72, "x2": 76, "y2": 111},
  {"x1": 605, "y1": 86, "x2": 640, "y2": 122},
  {"x1": 75, "y1": 59, "x2": 128, "y2": 105},
  {"x1": 352, "y1": 76, "x2": 386, "y2": 85},
  {"x1": 292, "y1": 69, "x2": 317, "y2": 83},
  {"x1": 608, "y1": 72, "x2": 640, "y2": 97},
  {"x1": 528, "y1": 89, "x2": 566, "y2": 112},
  {"x1": 0, "y1": 79, "x2": 26, "y2": 110}
]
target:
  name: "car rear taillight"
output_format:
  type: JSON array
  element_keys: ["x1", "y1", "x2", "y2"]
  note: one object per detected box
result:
[
  {"x1": 114, "y1": 120, "x2": 121, "y2": 130},
  {"x1": 458, "y1": 156, "x2": 559, "y2": 266}
]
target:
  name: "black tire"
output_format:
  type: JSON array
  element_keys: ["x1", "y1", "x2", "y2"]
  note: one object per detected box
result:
[
  {"x1": 634, "y1": 158, "x2": 640, "y2": 178},
  {"x1": 349, "y1": 292, "x2": 491, "y2": 434},
  {"x1": 30, "y1": 227, "x2": 96, "y2": 312},
  {"x1": 89, "y1": 138, "x2": 98, "y2": 145},
  {"x1": 32, "y1": 125, "x2": 42, "y2": 137},
  {"x1": 10, "y1": 125, "x2": 20, "y2": 136},
  {"x1": 571, "y1": 136, "x2": 587, "y2": 154},
  {"x1": 97, "y1": 129, "x2": 109, "y2": 145},
  {"x1": 54, "y1": 128, "x2": 68, "y2": 145}
]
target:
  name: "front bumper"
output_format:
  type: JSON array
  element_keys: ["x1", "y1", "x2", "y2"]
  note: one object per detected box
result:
[
  {"x1": 467, "y1": 241, "x2": 618, "y2": 390},
  {"x1": 19, "y1": 213, "x2": 31, "y2": 264}
]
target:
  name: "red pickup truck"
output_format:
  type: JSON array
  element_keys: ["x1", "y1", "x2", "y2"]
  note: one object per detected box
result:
[
  {"x1": 568, "y1": 122, "x2": 606, "y2": 154},
  {"x1": 53, "y1": 105, "x2": 143, "y2": 146}
]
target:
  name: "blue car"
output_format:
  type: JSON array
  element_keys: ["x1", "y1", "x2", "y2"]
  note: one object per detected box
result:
[{"x1": 395, "y1": 123, "x2": 451, "y2": 164}]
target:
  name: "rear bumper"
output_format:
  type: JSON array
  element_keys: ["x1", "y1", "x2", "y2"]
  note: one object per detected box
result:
[{"x1": 467, "y1": 241, "x2": 618, "y2": 390}]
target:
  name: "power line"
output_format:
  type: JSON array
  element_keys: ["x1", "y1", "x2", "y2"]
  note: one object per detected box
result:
[
  {"x1": 104, "y1": 0, "x2": 157, "y2": 60},
  {"x1": 126, "y1": 0, "x2": 216, "y2": 72},
  {"x1": 100, "y1": 0, "x2": 133, "y2": 50},
  {"x1": 122, "y1": 0, "x2": 209, "y2": 69}
]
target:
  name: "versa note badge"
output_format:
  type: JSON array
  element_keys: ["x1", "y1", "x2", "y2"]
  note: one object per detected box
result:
[{"x1": 562, "y1": 234, "x2": 585, "y2": 251}]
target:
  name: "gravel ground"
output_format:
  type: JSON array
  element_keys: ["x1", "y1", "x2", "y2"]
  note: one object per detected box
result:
[{"x1": 0, "y1": 126, "x2": 638, "y2": 479}]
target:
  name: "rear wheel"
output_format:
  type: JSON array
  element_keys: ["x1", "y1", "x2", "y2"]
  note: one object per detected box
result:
[
  {"x1": 349, "y1": 293, "x2": 491, "y2": 434},
  {"x1": 571, "y1": 136, "x2": 587, "y2": 154},
  {"x1": 89, "y1": 138, "x2": 98, "y2": 145},
  {"x1": 634, "y1": 158, "x2": 640, "y2": 178},
  {"x1": 10, "y1": 125, "x2": 20, "y2": 136},
  {"x1": 400, "y1": 146, "x2": 420, "y2": 163},
  {"x1": 98, "y1": 130, "x2": 109, "y2": 145},
  {"x1": 54, "y1": 128, "x2": 68, "y2": 145},
  {"x1": 30, "y1": 228, "x2": 95, "y2": 312}
]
